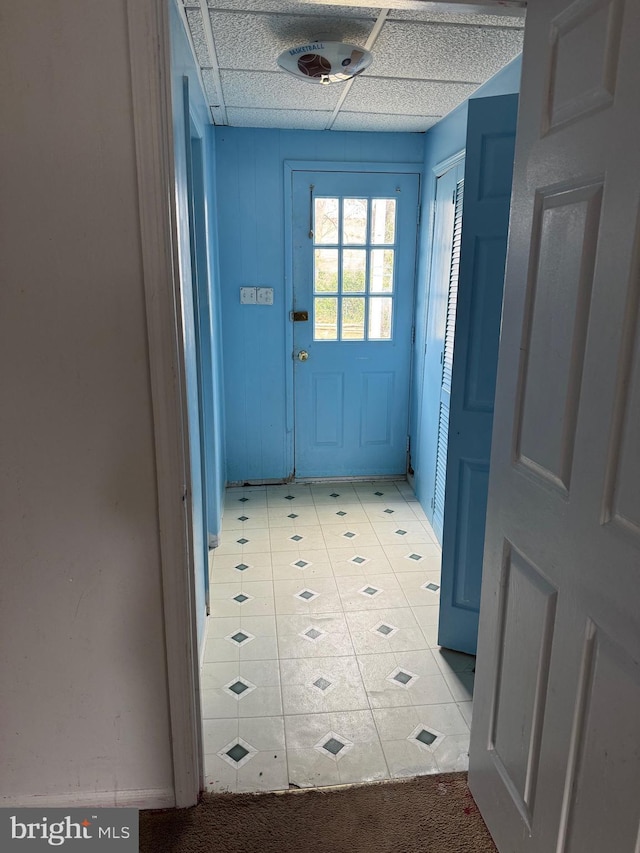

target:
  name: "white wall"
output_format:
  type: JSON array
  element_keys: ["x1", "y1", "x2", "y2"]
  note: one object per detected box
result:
[{"x1": 0, "y1": 0, "x2": 174, "y2": 806}]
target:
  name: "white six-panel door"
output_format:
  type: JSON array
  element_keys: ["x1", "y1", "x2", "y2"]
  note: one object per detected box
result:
[{"x1": 469, "y1": 0, "x2": 640, "y2": 850}]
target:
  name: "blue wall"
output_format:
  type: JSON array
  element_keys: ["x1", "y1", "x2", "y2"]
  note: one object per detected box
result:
[
  {"x1": 410, "y1": 55, "x2": 522, "y2": 530},
  {"x1": 215, "y1": 128, "x2": 425, "y2": 483},
  {"x1": 169, "y1": 0, "x2": 225, "y2": 653}
]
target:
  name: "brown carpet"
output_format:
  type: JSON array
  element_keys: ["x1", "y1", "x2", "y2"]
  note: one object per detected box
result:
[{"x1": 140, "y1": 773, "x2": 497, "y2": 853}]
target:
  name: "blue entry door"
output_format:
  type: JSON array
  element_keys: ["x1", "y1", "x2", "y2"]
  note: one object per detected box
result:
[
  {"x1": 291, "y1": 170, "x2": 420, "y2": 478},
  {"x1": 438, "y1": 94, "x2": 519, "y2": 655}
]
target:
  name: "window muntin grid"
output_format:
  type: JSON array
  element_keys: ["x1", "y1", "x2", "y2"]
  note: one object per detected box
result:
[{"x1": 313, "y1": 196, "x2": 396, "y2": 341}]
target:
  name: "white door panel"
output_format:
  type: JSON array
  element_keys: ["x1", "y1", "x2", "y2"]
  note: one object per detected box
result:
[{"x1": 469, "y1": 0, "x2": 640, "y2": 850}]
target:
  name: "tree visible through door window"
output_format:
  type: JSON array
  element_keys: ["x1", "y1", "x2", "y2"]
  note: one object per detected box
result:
[{"x1": 313, "y1": 196, "x2": 396, "y2": 341}]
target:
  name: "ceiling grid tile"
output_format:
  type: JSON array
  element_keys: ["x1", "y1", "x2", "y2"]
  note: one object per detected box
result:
[
  {"x1": 181, "y1": 0, "x2": 524, "y2": 130},
  {"x1": 185, "y1": 8, "x2": 213, "y2": 67}
]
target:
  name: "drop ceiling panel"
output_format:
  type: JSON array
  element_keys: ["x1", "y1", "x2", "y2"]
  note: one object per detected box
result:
[
  {"x1": 209, "y1": 10, "x2": 374, "y2": 72},
  {"x1": 371, "y1": 21, "x2": 523, "y2": 81},
  {"x1": 185, "y1": 8, "x2": 213, "y2": 67},
  {"x1": 387, "y1": 9, "x2": 525, "y2": 26},
  {"x1": 221, "y1": 69, "x2": 343, "y2": 109},
  {"x1": 343, "y1": 76, "x2": 478, "y2": 115},
  {"x1": 331, "y1": 111, "x2": 440, "y2": 132},
  {"x1": 201, "y1": 0, "x2": 381, "y2": 16},
  {"x1": 226, "y1": 107, "x2": 333, "y2": 129},
  {"x1": 201, "y1": 69, "x2": 222, "y2": 105},
  {"x1": 180, "y1": 0, "x2": 524, "y2": 131}
]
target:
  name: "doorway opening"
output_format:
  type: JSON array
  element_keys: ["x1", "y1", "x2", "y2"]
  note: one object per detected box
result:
[
  {"x1": 168, "y1": 2, "x2": 521, "y2": 802},
  {"x1": 194, "y1": 95, "x2": 517, "y2": 794},
  {"x1": 202, "y1": 479, "x2": 474, "y2": 792}
]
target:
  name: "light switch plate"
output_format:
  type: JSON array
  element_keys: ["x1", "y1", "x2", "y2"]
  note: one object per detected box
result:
[
  {"x1": 256, "y1": 287, "x2": 274, "y2": 305},
  {"x1": 240, "y1": 286, "x2": 257, "y2": 304}
]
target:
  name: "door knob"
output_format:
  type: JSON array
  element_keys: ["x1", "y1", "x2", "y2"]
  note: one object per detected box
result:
[{"x1": 297, "y1": 350, "x2": 309, "y2": 361}]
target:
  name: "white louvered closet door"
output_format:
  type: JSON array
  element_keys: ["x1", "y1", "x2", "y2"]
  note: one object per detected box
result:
[{"x1": 432, "y1": 177, "x2": 464, "y2": 536}]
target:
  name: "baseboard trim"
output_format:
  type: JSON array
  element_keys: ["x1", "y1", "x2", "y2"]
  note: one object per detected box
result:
[
  {"x1": 225, "y1": 476, "x2": 409, "y2": 487},
  {"x1": 1, "y1": 788, "x2": 175, "y2": 810},
  {"x1": 226, "y1": 479, "x2": 287, "y2": 487},
  {"x1": 294, "y1": 475, "x2": 407, "y2": 484}
]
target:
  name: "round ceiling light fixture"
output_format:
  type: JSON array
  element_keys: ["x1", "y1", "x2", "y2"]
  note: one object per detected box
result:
[{"x1": 277, "y1": 40, "x2": 373, "y2": 85}]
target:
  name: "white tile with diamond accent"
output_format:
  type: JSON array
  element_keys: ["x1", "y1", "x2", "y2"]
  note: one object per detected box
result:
[
  {"x1": 202, "y1": 716, "x2": 289, "y2": 793},
  {"x1": 210, "y1": 580, "x2": 273, "y2": 600},
  {"x1": 361, "y1": 501, "x2": 422, "y2": 521},
  {"x1": 357, "y1": 650, "x2": 454, "y2": 708},
  {"x1": 381, "y1": 544, "x2": 442, "y2": 570},
  {"x1": 327, "y1": 545, "x2": 394, "y2": 576},
  {"x1": 310, "y1": 485, "x2": 360, "y2": 504},
  {"x1": 266, "y1": 505, "x2": 321, "y2": 527},
  {"x1": 354, "y1": 482, "x2": 404, "y2": 501},
  {"x1": 201, "y1": 659, "x2": 282, "y2": 719},
  {"x1": 373, "y1": 704, "x2": 470, "y2": 778},
  {"x1": 270, "y1": 551, "x2": 334, "y2": 580},
  {"x1": 222, "y1": 511, "x2": 270, "y2": 530},
  {"x1": 314, "y1": 505, "x2": 370, "y2": 524},
  {"x1": 223, "y1": 491, "x2": 267, "y2": 511},
  {"x1": 273, "y1": 576, "x2": 342, "y2": 615},
  {"x1": 209, "y1": 551, "x2": 273, "y2": 573},
  {"x1": 276, "y1": 612, "x2": 355, "y2": 659},
  {"x1": 266, "y1": 486, "x2": 315, "y2": 507},
  {"x1": 370, "y1": 520, "x2": 437, "y2": 545},
  {"x1": 268, "y1": 526, "x2": 327, "y2": 551},
  {"x1": 215, "y1": 528, "x2": 271, "y2": 555},
  {"x1": 203, "y1": 616, "x2": 278, "y2": 663},
  {"x1": 379, "y1": 737, "x2": 440, "y2": 778},
  {"x1": 285, "y1": 710, "x2": 388, "y2": 788},
  {"x1": 397, "y1": 571, "x2": 443, "y2": 606},
  {"x1": 336, "y1": 573, "x2": 409, "y2": 611},
  {"x1": 203, "y1": 480, "x2": 474, "y2": 792},
  {"x1": 209, "y1": 588, "x2": 275, "y2": 619},
  {"x1": 320, "y1": 522, "x2": 381, "y2": 549},
  {"x1": 345, "y1": 607, "x2": 428, "y2": 655},
  {"x1": 279, "y1": 655, "x2": 369, "y2": 714}
]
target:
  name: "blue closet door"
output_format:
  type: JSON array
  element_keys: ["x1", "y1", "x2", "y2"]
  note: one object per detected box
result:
[
  {"x1": 291, "y1": 170, "x2": 420, "y2": 478},
  {"x1": 438, "y1": 94, "x2": 519, "y2": 654}
]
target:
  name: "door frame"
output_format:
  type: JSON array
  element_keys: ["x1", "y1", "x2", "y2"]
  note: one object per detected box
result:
[
  {"x1": 127, "y1": 0, "x2": 203, "y2": 807},
  {"x1": 283, "y1": 160, "x2": 423, "y2": 480},
  {"x1": 184, "y1": 91, "x2": 212, "y2": 619}
]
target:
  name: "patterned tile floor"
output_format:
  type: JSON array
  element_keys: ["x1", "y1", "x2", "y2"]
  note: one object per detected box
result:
[{"x1": 202, "y1": 480, "x2": 475, "y2": 793}]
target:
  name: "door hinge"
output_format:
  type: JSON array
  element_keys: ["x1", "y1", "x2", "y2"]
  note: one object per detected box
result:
[
  {"x1": 416, "y1": 203, "x2": 421, "y2": 228},
  {"x1": 430, "y1": 497, "x2": 435, "y2": 509},
  {"x1": 411, "y1": 325, "x2": 416, "y2": 344},
  {"x1": 406, "y1": 436, "x2": 411, "y2": 452}
]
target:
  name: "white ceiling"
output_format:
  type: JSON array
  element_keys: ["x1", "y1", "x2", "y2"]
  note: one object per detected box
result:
[{"x1": 180, "y1": 0, "x2": 526, "y2": 132}]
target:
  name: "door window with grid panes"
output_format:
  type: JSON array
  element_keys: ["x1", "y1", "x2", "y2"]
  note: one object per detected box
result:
[{"x1": 313, "y1": 196, "x2": 396, "y2": 341}]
